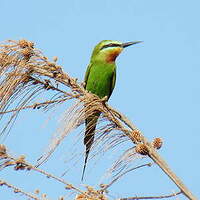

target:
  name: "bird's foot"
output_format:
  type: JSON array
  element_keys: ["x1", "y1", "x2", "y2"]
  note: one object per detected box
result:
[{"x1": 101, "y1": 96, "x2": 108, "y2": 102}]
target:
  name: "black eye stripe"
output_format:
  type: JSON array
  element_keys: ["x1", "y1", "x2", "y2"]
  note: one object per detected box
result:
[{"x1": 100, "y1": 43, "x2": 121, "y2": 50}]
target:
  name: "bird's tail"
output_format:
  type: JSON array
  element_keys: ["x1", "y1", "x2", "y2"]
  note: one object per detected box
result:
[{"x1": 81, "y1": 113, "x2": 100, "y2": 181}]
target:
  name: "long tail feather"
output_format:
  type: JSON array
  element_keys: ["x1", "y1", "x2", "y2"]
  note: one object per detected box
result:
[
  {"x1": 81, "y1": 113, "x2": 100, "y2": 180},
  {"x1": 81, "y1": 146, "x2": 90, "y2": 181}
]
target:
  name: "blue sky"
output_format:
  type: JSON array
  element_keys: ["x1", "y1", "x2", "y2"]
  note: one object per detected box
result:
[{"x1": 0, "y1": 0, "x2": 199, "y2": 199}]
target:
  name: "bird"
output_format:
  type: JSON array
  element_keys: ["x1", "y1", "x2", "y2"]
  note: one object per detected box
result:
[{"x1": 82, "y1": 40, "x2": 142, "y2": 180}]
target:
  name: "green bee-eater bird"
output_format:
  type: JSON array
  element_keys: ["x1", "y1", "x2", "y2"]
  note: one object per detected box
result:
[{"x1": 82, "y1": 40, "x2": 142, "y2": 180}]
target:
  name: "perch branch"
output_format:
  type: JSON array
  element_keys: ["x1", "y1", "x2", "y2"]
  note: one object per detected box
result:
[{"x1": 107, "y1": 107, "x2": 196, "y2": 200}]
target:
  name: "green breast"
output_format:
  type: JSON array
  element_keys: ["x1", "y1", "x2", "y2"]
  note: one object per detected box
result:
[{"x1": 86, "y1": 62, "x2": 116, "y2": 99}]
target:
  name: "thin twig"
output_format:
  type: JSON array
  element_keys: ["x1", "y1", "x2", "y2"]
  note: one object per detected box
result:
[
  {"x1": 29, "y1": 76, "x2": 67, "y2": 94},
  {"x1": 102, "y1": 163, "x2": 152, "y2": 191},
  {"x1": 0, "y1": 179, "x2": 41, "y2": 200},
  {"x1": 31, "y1": 165, "x2": 85, "y2": 195},
  {"x1": 0, "y1": 99, "x2": 67, "y2": 114},
  {"x1": 1, "y1": 152, "x2": 89, "y2": 198},
  {"x1": 118, "y1": 191, "x2": 182, "y2": 200}
]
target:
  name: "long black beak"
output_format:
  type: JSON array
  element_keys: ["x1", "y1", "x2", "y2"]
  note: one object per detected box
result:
[{"x1": 122, "y1": 41, "x2": 143, "y2": 48}]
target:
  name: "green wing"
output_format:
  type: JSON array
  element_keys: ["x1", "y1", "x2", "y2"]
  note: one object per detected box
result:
[
  {"x1": 84, "y1": 63, "x2": 92, "y2": 88},
  {"x1": 109, "y1": 67, "x2": 116, "y2": 98},
  {"x1": 84, "y1": 62, "x2": 116, "y2": 99}
]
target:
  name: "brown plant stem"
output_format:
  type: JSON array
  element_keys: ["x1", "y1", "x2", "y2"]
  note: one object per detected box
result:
[
  {"x1": 148, "y1": 148, "x2": 195, "y2": 200},
  {"x1": 4, "y1": 154, "x2": 88, "y2": 198},
  {"x1": 0, "y1": 99, "x2": 68, "y2": 114},
  {"x1": 107, "y1": 108, "x2": 197, "y2": 200},
  {"x1": 119, "y1": 191, "x2": 182, "y2": 200},
  {"x1": 0, "y1": 179, "x2": 41, "y2": 200}
]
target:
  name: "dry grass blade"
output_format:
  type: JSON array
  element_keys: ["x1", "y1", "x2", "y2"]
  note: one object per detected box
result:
[{"x1": 102, "y1": 146, "x2": 144, "y2": 183}]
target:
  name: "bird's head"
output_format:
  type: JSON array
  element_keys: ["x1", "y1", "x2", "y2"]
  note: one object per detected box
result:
[{"x1": 91, "y1": 40, "x2": 142, "y2": 63}]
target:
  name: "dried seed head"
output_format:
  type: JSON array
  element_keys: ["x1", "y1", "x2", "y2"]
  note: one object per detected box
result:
[
  {"x1": 47, "y1": 62, "x2": 56, "y2": 68},
  {"x1": 152, "y1": 137, "x2": 163, "y2": 149},
  {"x1": 53, "y1": 56, "x2": 58, "y2": 62},
  {"x1": 75, "y1": 192, "x2": 107, "y2": 200},
  {"x1": 86, "y1": 186, "x2": 95, "y2": 193},
  {"x1": 18, "y1": 39, "x2": 34, "y2": 49},
  {"x1": 0, "y1": 144, "x2": 6, "y2": 156},
  {"x1": 21, "y1": 48, "x2": 34, "y2": 60},
  {"x1": 99, "y1": 184, "x2": 107, "y2": 188},
  {"x1": 0, "y1": 180, "x2": 5, "y2": 186},
  {"x1": 135, "y1": 143, "x2": 149, "y2": 155},
  {"x1": 18, "y1": 155, "x2": 26, "y2": 162},
  {"x1": 65, "y1": 184, "x2": 73, "y2": 190},
  {"x1": 14, "y1": 155, "x2": 27, "y2": 170},
  {"x1": 75, "y1": 194, "x2": 87, "y2": 200},
  {"x1": 14, "y1": 189, "x2": 20, "y2": 193},
  {"x1": 41, "y1": 194, "x2": 47, "y2": 198},
  {"x1": 130, "y1": 130, "x2": 142, "y2": 143},
  {"x1": 34, "y1": 189, "x2": 40, "y2": 194}
]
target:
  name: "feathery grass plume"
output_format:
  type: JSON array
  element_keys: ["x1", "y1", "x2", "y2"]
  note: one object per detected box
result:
[
  {"x1": 0, "y1": 40, "x2": 137, "y2": 171},
  {"x1": 105, "y1": 147, "x2": 142, "y2": 178},
  {"x1": 37, "y1": 93, "x2": 116, "y2": 166},
  {"x1": 36, "y1": 89, "x2": 144, "y2": 174},
  {"x1": 0, "y1": 144, "x2": 13, "y2": 170},
  {"x1": 37, "y1": 93, "x2": 140, "y2": 178},
  {"x1": 0, "y1": 39, "x2": 68, "y2": 136},
  {"x1": 0, "y1": 40, "x2": 34, "y2": 110},
  {"x1": 36, "y1": 100, "x2": 85, "y2": 166}
]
